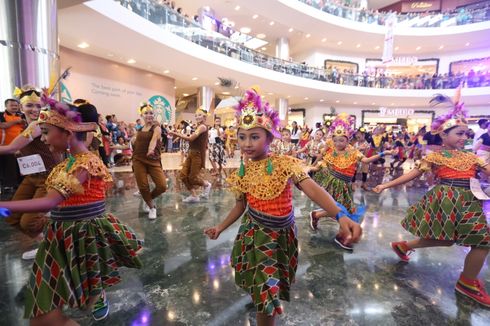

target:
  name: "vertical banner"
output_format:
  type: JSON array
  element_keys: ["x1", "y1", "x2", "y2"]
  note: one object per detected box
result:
[{"x1": 382, "y1": 13, "x2": 397, "y2": 64}]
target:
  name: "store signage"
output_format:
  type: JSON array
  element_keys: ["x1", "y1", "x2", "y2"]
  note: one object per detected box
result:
[
  {"x1": 378, "y1": 107, "x2": 415, "y2": 117},
  {"x1": 387, "y1": 56, "x2": 418, "y2": 66},
  {"x1": 402, "y1": 0, "x2": 440, "y2": 13},
  {"x1": 411, "y1": 2, "x2": 432, "y2": 9}
]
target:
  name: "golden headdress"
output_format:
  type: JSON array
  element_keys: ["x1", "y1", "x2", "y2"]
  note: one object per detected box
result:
[
  {"x1": 138, "y1": 102, "x2": 154, "y2": 115},
  {"x1": 13, "y1": 86, "x2": 41, "y2": 105},
  {"x1": 329, "y1": 112, "x2": 355, "y2": 138},
  {"x1": 235, "y1": 86, "x2": 280, "y2": 138},
  {"x1": 39, "y1": 94, "x2": 97, "y2": 132},
  {"x1": 195, "y1": 105, "x2": 210, "y2": 115},
  {"x1": 430, "y1": 86, "x2": 467, "y2": 135}
]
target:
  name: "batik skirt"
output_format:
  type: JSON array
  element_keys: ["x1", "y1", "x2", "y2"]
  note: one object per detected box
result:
[
  {"x1": 24, "y1": 205, "x2": 142, "y2": 318},
  {"x1": 402, "y1": 184, "x2": 490, "y2": 248},
  {"x1": 314, "y1": 169, "x2": 354, "y2": 214},
  {"x1": 231, "y1": 208, "x2": 298, "y2": 316},
  {"x1": 210, "y1": 143, "x2": 227, "y2": 166}
]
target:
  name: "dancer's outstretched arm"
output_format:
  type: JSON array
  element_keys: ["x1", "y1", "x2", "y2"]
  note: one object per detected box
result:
[
  {"x1": 300, "y1": 178, "x2": 362, "y2": 244},
  {"x1": 372, "y1": 168, "x2": 423, "y2": 193},
  {"x1": 204, "y1": 199, "x2": 246, "y2": 240}
]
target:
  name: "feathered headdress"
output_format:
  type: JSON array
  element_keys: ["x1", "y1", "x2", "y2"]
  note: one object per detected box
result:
[
  {"x1": 38, "y1": 91, "x2": 97, "y2": 132},
  {"x1": 138, "y1": 102, "x2": 154, "y2": 115},
  {"x1": 329, "y1": 112, "x2": 355, "y2": 138},
  {"x1": 235, "y1": 86, "x2": 280, "y2": 138},
  {"x1": 13, "y1": 86, "x2": 41, "y2": 105},
  {"x1": 429, "y1": 86, "x2": 467, "y2": 135}
]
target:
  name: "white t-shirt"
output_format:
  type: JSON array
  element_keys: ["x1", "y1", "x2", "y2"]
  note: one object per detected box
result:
[
  {"x1": 208, "y1": 127, "x2": 218, "y2": 144},
  {"x1": 291, "y1": 127, "x2": 300, "y2": 140}
]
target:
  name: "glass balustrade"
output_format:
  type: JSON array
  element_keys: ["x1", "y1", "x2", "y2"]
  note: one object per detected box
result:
[
  {"x1": 298, "y1": 0, "x2": 490, "y2": 27},
  {"x1": 115, "y1": 0, "x2": 490, "y2": 90}
]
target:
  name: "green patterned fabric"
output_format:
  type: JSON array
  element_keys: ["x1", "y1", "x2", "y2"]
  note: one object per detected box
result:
[
  {"x1": 231, "y1": 212, "x2": 298, "y2": 316},
  {"x1": 24, "y1": 214, "x2": 142, "y2": 318},
  {"x1": 402, "y1": 185, "x2": 490, "y2": 248},
  {"x1": 314, "y1": 169, "x2": 354, "y2": 214}
]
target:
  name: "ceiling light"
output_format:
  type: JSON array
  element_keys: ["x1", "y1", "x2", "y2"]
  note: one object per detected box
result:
[
  {"x1": 375, "y1": 45, "x2": 380, "y2": 50},
  {"x1": 353, "y1": 101, "x2": 357, "y2": 104},
  {"x1": 240, "y1": 27, "x2": 251, "y2": 34},
  {"x1": 269, "y1": 21, "x2": 275, "y2": 26},
  {"x1": 192, "y1": 77, "x2": 198, "y2": 80},
  {"x1": 267, "y1": 92, "x2": 274, "y2": 95},
  {"x1": 256, "y1": 33, "x2": 266, "y2": 39},
  {"x1": 234, "y1": 5, "x2": 240, "y2": 10},
  {"x1": 371, "y1": 102, "x2": 376, "y2": 105},
  {"x1": 77, "y1": 42, "x2": 89, "y2": 49},
  {"x1": 261, "y1": 47, "x2": 267, "y2": 51},
  {"x1": 305, "y1": 33, "x2": 311, "y2": 38},
  {"x1": 107, "y1": 53, "x2": 114, "y2": 57},
  {"x1": 415, "y1": 46, "x2": 421, "y2": 51},
  {"x1": 174, "y1": 86, "x2": 177, "y2": 89},
  {"x1": 163, "y1": 70, "x2": 170, "y2": 74},
  {"x1": 395, "y1": 46, "x2": 399, "y2": 51},
  {"x1": 222, "y1": 91, "x2": 230, "y2": 95},
  {"x1": 321, "y1": 38, "x2": 327, "y2": 42},
  {"x1": 252, "y1": 14, "x2": 258, "y2": 19},
  {"x1": 214, "y1": 81, "x2": 220, "y2": 85},
  {"x1": 391, "y1": 103, "x2": 395, "y2": 106},
  {"x1": 127, "y1": 58, "x2": 136, "y2": 64},
  {"x1": 356, "y1": 44, "x2": 361, "y2": 48},
  {"x1": 465, "y1": 42, "x2": 470, "y2": 46},
  {"x1": 183, "y1": 93, "x2": 189, "y2": 96},
  {"x1": 234, "y1": 85, "x2": 239, "y2": 89},
  {"x1": 439, "y1": 45, "x2": 444, "y2": 49},
  {"x1": 337, "y1": 41, "x2": 342, "y2": 45},
  {"x1": 287, "y1": 95, "x2": 291, "y2": 98},
  {"x1": 335, "y1": 100, "x2": 340, "y2": 103},
  {"x1": 288, "y1": 27, "x2": 294, "y2": 32},
  {"x1": 320, "y1": 99, "x2": 324, "y2": 102},
  {"x1": 304, "y1": 97, "x2": 309, "y2": 100}
]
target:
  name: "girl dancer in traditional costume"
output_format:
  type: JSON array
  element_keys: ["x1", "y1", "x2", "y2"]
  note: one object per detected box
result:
[
  {"x1": 270, "y1": 128, "x2": 297, "y2": 156},
  {"x1": 373, "y1": 89, "x2": 490, "y2": 308},
  {"x1": 308, "y1": 113, "x2": 393, "y2": 251},
  {"x1": 0, "y1": 94, "x2": 142, "y2": 324},
  {"x1": 132, "y1": 102, "x2": 167, "y2": 219},
  {"x1": 169, "y1": 106, "x2": 212, "y2": 203},
  {"x1": 204, "y1": 88, "x2": 362, "y2": 326},
  {"x1": 0, "y1": 86, "x2": 60, "y2": 260}
]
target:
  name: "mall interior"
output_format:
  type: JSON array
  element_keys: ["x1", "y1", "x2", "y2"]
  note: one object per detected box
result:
[{"x1": 1, "y1": 0, "x2": 490, "y2": 325}]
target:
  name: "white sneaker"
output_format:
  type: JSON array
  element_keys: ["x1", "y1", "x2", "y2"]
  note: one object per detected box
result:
[
  {"x1": 22, "y1": 248, "x2": 38, "y2": 260},
  {"x1": 148, "y1": 208, "x2": 157, "y2": 220},
  {"x1": 183, "y1": 195, "x2": 200, "y2": 203},
  {"x1": 133, "y1": 190, "x2": 141, "y2": 197},
  {"x1": 201, "y1": 182, "x2": 212, "y2": 199},
  {"x1": 142, "y1": 202, "x2": 150, "y2": 213}
]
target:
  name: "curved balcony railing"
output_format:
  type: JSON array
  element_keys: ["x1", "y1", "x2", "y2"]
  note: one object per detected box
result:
[
  {"x1": 115, "y1": 0, "x2": 490, "y2": 90},
  {"x1": 297, "y1": 0, "x2": 490, "y2": 28}
]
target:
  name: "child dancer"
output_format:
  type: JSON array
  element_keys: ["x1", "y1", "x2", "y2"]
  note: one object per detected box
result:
[
  {"x1": 270, "y1": 128, "x2": 296, "y2": 156},
  {"x1": 0, "y1": 95, "x2": 142, "y2": 323},
  {"x1": 308, "y1": 113, "x2": 393, "y2": 251},
  {"x1": 204, "y1": 88, "x2": 362, "y2": 326},
  {"x1": 132, "y1": 103, "x2": 167, "y2": 219},
  {"x1": 169, "y1": 106, "x2": 212, "y2": 203},
  {"x1": 373, "y1": 90, "x2": 490, "y2": 308},
  {"x1": 0, "y1": 86, "x2": 60, "y2": 260}
]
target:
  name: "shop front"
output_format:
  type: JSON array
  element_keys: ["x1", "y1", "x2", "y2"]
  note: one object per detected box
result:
[{"x1": 361, "y1": 108, "x2": 435, "y2": 133}]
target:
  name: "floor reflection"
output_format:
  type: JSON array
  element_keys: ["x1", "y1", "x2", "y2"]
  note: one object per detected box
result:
[{"x1": 0, "y1": 171, "x2": 489, "y2": 325}]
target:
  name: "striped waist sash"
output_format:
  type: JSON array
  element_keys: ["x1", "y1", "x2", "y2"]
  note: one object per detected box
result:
[
  {"x1": 50, "y1": 201, "x2": 106, "y2": 221},
  {"x1": 439, "y1": 178, "x2": 470, "y2": 189},
  {"x1": 247, "y1": 206, "x2": 294, "y2": 229},
  {"x1": 329, "y1": 169, "x2": 352, "y2": 183}
]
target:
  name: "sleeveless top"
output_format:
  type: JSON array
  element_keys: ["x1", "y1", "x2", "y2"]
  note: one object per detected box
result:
[
  {"x1": 18, "y1": 136, "x2": 58, "y2": 174},
  {"x1": 189, "y1": 125, "x2": 208, "y2": 152},
  {"x1": 132, "y1": 124, "x2": 161, "y2": 166}
]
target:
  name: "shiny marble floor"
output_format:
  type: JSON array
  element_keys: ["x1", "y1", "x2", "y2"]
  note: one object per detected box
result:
[{"x1": 1, "y1": 171, "x2": 489, "y2": 326}]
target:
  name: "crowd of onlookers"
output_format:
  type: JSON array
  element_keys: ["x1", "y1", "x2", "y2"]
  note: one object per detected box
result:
[
  {"x1": 326, "y1": 67, "x2": 490, "y2": 89},
  {"x1": 301, "y1": 0, "x2": 490, "y2": 27}
]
